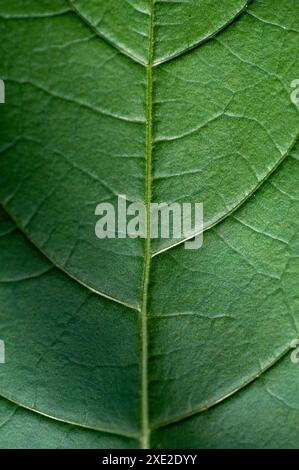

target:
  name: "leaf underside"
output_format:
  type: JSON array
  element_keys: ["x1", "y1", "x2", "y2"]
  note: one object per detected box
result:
[{"x1": 0, "y1": 0, "x2": 298, "y2": 449}]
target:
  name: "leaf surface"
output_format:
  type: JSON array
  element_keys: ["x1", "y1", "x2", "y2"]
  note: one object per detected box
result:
[{"x1": 0, "y1": 0, "x2": 298, "y2": 449}]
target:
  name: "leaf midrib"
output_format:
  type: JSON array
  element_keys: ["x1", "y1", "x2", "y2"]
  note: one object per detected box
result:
[{"x1": 139, "y1": 0, "x2": 155, "y2": 450}]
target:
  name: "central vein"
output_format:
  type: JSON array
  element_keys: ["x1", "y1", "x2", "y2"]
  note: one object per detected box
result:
[{"x1": 140, "y1": 0, "x2": 155, "y2": 450}]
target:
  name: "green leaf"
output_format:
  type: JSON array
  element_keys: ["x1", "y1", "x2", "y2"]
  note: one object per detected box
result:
[{"x1": 0, "y1": 0, "x2": 298, "y2": 449}]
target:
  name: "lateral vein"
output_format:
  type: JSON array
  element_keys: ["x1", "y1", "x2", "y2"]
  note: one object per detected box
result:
[
  {"x1": 0, "y1": 391, "x2": 139, "y2": 440},
  {"x1": 151, "y1": 342, "x2": 295, "y2": 431},
  {"x1": 0, "y1": 203, "x2": 140, "y2": 312}
]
